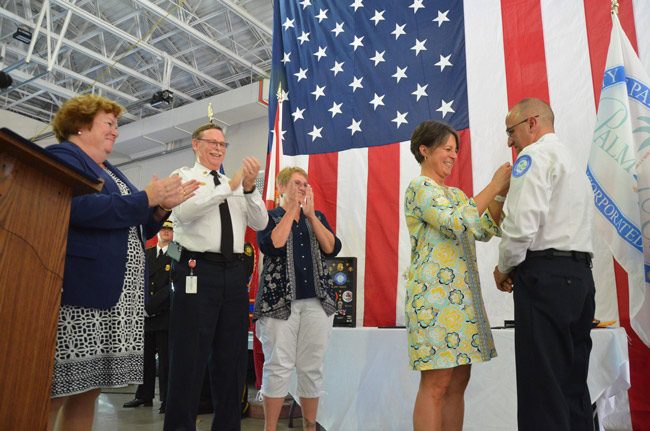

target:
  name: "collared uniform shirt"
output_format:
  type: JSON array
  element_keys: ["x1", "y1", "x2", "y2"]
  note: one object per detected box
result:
[
  {"x1": 498, "y1": 133, "x2": 594, "y2": 273},
  {"x1": 171, "y1": 162, "x2": 268, "y2": 253}
]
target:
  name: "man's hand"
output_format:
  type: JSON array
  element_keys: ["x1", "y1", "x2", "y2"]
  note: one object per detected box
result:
[
  {"x1": 241, "y1": 156, "x2": 261, "y2": 192},
  {"x1": 494, "y1": 266, "x2": 514, "y2": 293}
]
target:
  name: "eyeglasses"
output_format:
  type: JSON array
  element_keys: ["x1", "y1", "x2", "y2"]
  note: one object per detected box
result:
[
  {"x1": 196, "y1": 138, "x2": 229, "y2": 148},
  {"x1": 505, "y1": 115, "x2": 539, "y2": 137},
  {"x1": 103, "y1": 120, "x2": 119, "y2": 131}
]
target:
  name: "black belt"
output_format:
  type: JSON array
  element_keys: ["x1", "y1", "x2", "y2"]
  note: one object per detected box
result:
[
  {"x1": 526, "y1": 249, "x2": 591, "y2": 264},
  {"x1": 181, "y1": 249, "x2": 242, "y2": 263}
]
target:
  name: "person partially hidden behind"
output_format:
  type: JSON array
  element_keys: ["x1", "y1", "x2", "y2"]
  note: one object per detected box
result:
[
  {"x1": 493, "y1": 98, "x2": 595, "y2": 431},
  {"x1": 123, "y1": 219, "x2": 174, "y2": 413}
]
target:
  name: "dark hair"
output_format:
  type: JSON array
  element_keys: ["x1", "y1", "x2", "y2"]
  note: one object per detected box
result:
[
  {"x1": 52, "y1": 94, "x2": 124, "y2": 142},
  {"x1": 410, "y1": 120, "x2": 459, "y2": 164},
  {"x1": 192, "y1": 123, "x2": 224, "y2": 140}
]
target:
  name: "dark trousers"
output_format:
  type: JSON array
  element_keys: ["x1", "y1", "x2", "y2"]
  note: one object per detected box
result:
[
  {"x1": 164, "y1": 256, "x2": 249, "y2": 431},
  {"x1": 513, "y1": 254, "x2": 595, "y2": 431},
  {"x1": 135, "y1": 329, "x2": 169, "y2": 402}
]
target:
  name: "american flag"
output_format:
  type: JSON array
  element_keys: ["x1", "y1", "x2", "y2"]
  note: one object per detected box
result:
[{"x1": 263, "y1": 1, "x2": 650, "y2": 425}]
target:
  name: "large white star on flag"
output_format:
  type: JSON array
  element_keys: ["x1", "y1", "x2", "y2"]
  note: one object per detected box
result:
[
  {"x1": 409, "y1": 0, "x2": 425, "y2": 13},
  {"x1": 299, "y1": 0, "x2": 311, "y2": 9},
  {"x1": 292, "y1": 107, "x2": 305, "y2": 121},
  {"x1": 347, "y1": 118, "x2": 362, "y2": 135},
  {"x1": 294, "y1": 68, "x2": 308, "y2": 82},
  {"x1": 308, "y1": 125, "x2": 323, "y2": 142},
  {"x1": 331, "y1": 22, "x2": 345, "y2": 37},
  {"x1": 411, "y1": 39, "x2": 427, "y2": 56},
  {"x1": 350, "y1": 35, "x2": 364, "y2": 51},
  {"x1": 391, "y1": 23, "x2": 406, "y2": 40},
  {"x1": 350, "y1": 0, "x2": 363, "y2": 12},
  {"x1": 329, "y1": 102, "x2": 343, "y2": 118},
  {"x1": 313, "y1": 46, "x2": 327, "y2": 61},
  {"x1": 369, "y1": 93, "x2": 385, "y2": 110},
  {"x1": 370, "y1": 50, "x2": 386, "y2": 66},
  {"x1": 435, "y1": 54, "x2": 453, "y2": 71},
  {"x1": 437, "y1": 99, "x2": 455, "y2": 118},
  {"x1": 282, "y1": 18, "x2": 295, "y2": 31},
  {"x1": 298, "y1": 31, "x2": 310, "y2": 45},
  {"x1": 392, "y1": 111, "x2": 408, "y2": 128},
  {"x1": 312, "y1": 85, "x2": 326, "y2": 100},
  {"x1": 331, "y1": 61, "x2": 344, "y2": 76},
  {"x1": 433, "y1": 10, "x2": 450, "y2": 27},
  {"x1": 316, "y1": 9, "x2": 329, "y2": 22},
  {"x1": 281, "y1": 52, "x2": 291, "y2": 64},
  {"x1": 349, "y1": 76, "x2": 364, "y2": 92},
  {"x1": 412, "y1": 83, "x2": 428, "y2": 101},
  {"x1": 392, "y1": 66, "x2": 408, "y2": 83},
  {"x1": 370, "y1": 10, "x2": 385, "y2": 26},
  {"x1": 271, "y1": 128, "x2": 286, "y2": 143}
]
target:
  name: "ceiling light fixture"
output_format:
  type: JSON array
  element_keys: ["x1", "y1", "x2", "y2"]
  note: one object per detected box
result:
[
  {"x1": 0, "y1": 72, "x2": 13, "y2": 89},
  {"x1": 150, "y1": 90, "x2": 174, "y2": 108},
  {"x1": 12, "y1": 27, "x2": 32, "y2": 45}
]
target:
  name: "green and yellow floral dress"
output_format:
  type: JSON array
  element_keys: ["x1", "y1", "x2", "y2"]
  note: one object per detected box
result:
[{"x1": 404, "y1": 176, "x2": 498, "y2": 370}]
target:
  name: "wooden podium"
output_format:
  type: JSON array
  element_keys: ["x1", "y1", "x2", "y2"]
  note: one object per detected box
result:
[{"x1": 0, "y1": 128, "x2": 102, "y2": 430}]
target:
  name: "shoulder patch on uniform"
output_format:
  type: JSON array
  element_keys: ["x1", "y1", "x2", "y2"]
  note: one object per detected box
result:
[{"x1": 513, "y1": 155, "x2": 532, "y2": 178}]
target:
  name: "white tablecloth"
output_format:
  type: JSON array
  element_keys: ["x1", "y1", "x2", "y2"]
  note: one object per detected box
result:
[{"x1": 297, "y1": 327, "x2": 630, "y2": 431}]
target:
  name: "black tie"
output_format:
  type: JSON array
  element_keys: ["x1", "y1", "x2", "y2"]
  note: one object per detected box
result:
[
  {"x1": 210, "y1": 171, "x2": 234, "y2": 258},
  {"x1": 158, "y1": 248, "x2": 163, "y2": 259}
]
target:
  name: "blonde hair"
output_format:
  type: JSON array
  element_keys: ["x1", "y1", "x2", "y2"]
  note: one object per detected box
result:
[
  {"x1": 52, "y1": 94, "x2": 124, "y2": 142},
  {"x1": 277, "y1": 167, "x2": 308, "y2": 187}
]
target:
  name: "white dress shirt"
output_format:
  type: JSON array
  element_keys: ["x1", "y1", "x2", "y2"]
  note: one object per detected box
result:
[
  {"x1": 498, "y1": 133, "x2": 594, "y2": 273},
  {"x1": 171, "y1": 162, "x2": 268, "y2": 253}
]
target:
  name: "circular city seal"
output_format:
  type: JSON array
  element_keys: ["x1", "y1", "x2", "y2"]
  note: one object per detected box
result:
[{"x1": 513, "y1": 154, "x2": 532, "y2": 178}]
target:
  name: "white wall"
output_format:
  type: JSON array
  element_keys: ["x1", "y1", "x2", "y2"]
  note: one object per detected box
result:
[{"x1": 0, "y1": 109, "x2": 57, "y2": 147}]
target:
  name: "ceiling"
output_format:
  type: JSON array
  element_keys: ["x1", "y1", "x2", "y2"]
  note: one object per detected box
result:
[{"x1": 0, "y1": 0, "x2": 273, "y2": 133}]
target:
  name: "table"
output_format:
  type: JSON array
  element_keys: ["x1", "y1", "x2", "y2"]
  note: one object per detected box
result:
[{"x1": 300, "y1": 327, "x2": 630, "y2": 431}]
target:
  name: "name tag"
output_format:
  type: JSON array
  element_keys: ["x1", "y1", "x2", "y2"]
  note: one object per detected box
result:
[{"x1": 186, "y1": 276, "x2": 197, "y2": 294}]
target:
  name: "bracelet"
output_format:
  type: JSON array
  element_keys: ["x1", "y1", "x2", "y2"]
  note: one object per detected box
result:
[
  {"x1": 158, "y1": 205, "x2": 172, "y2": 212},
  {"x1": 494, "y1": 195, "x2": 506, "y2": 203},
  {"x1": 244, "y1": 185, "x2": 256, "y2": 195}
]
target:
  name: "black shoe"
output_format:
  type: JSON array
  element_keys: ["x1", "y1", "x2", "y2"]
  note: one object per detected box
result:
[
  {"x1": 159, "y1": 402, "x2": 166, "y2": 414},
  {"x1": 123, "y1": 398, "x2": 153, "y2": 408}
]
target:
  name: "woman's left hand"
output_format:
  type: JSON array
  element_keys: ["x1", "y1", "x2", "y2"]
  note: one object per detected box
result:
[{"x1": 303, "y1": 185, "x2": 316, "y2": 219}]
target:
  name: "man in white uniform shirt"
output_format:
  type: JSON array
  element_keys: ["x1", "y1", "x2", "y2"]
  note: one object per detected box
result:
[
  {"x1": 493, "y1": 98, "x2": 595, "y2": 431},
  {"x1": 164, "y1": 124, "x2": 268, "y2": 431}
]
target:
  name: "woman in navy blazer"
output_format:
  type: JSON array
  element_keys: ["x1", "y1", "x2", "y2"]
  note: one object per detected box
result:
[{"x1": 45, "y1": 94, "x2": 197, "y2": 431}]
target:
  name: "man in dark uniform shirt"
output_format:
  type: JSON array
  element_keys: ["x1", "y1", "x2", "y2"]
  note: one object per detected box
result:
[{"x1": 124, "y1": 220, "x2": 174, "y2": 413}]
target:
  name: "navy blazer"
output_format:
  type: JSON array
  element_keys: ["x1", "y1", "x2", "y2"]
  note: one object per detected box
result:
[{"x1": 46, "y1": 141, "x2": 163, "y2": 309}]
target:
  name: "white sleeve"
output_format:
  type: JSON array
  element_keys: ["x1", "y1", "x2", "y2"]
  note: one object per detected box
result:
[
  {"x1": 244, "y1": 189, "x2": 269, "y2": 231},
  {"x1": 172, "y1": 170, "x2": 234, "y2": 224},
  {"x1": 498, "y1": 151, "x2": 553, "y2": 273}
]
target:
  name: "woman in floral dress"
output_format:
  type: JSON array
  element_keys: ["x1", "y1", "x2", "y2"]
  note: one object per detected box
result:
[{"x1": 404, "y1": 120, "x2": 511, "y2": 431}]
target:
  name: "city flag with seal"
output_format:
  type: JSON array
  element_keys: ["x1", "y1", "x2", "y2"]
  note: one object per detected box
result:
[{"x1": 587, "y1": 13, "x2": 650, "y2": 347}]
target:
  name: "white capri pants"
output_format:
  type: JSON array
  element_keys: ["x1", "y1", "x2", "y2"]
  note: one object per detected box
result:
[{"x1": 256, "y1": 298, "x2": 334, "y2": 398}]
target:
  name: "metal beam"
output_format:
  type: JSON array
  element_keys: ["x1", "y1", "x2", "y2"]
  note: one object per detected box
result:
[
  {"x1": 218, "y1": 0, "x2": 272, "y2": 37},
  {"x1": 0, "y1": 7, "x2": 197, "y2": 103},
  {"x1": 49, "y1": 0, "x2": 234, "y2": 91},
  {"x1": 136, "y1": 0, "x2": 268, "y2": 77}
]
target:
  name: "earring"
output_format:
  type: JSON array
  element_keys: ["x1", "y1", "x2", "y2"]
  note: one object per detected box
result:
[{"x1": 77, "y1": 131, "x2": 82, "y2": 135}]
